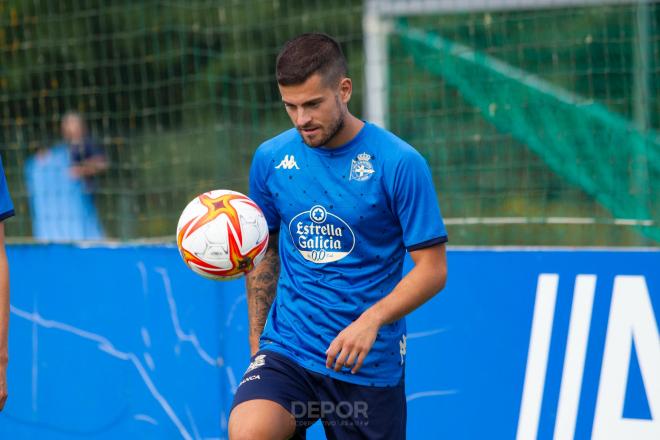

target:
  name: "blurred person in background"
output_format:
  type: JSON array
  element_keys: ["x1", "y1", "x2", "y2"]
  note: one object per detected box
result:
[
  {"x1": 60, "y1": 112, "x2": 108, "y2": 191},
  {"x1": 25, "y1": 111, "x2": 107, "y2": 241},
  {"x1": 0, "y1": 154, "x2": 14, "y2": 411}
]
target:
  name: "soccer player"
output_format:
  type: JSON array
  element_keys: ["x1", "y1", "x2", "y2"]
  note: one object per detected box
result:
[
  {"x1": 0, "y1": 155, "x2": 14, "y2": 411},
  {"x1": 229, "y1": 33, "x2": 448, "y2": 439}
]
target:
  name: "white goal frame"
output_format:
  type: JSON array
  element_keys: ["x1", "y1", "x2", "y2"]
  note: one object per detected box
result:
[{"x1": 363, "y1": 0, "x2": 653, "y2": 129}]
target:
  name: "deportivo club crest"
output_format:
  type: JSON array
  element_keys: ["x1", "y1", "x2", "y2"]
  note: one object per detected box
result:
[{"x1": 350, "y1": 152, "x2": 375, "y2": 182}]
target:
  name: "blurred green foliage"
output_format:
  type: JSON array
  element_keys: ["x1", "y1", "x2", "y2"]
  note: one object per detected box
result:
[
  {"x1": 0, "y1": 1, "x2": 657, "y2": 245},
  {"x1": 0, "y1": 0, "x2": 364, "y2": 239}
]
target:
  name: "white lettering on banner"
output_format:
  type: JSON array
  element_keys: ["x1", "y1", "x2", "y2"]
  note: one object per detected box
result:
[
  {"x1": 592, "y1": 276, "x2": 660, "y2": 440},
  {"x1": 516, "y1": 274, "x2": 559, "y2": 440},
  {"x1": 516, "y1": 274, "x2": 659, "y2": 440},
  {"x1": 554, "y1": 275, "x2": 597, "y2": 440}
]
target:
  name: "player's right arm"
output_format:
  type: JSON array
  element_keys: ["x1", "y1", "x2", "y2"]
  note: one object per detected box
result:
[
  {"x1": 245, "y1": 232, "x2": 280, "y2": 356},
  {"x1": 246, "y1": 142, "x2": 281, "y2": 356},
  {"x1": 0, "y1": 159, "x2": 13, "y2": 411},
  {"x1": 0, "y1": 222, "x2": 9, "y2": 410}
]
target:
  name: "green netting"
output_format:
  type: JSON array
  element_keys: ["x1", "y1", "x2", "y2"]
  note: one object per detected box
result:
[
  {"x1": 0, "y1": 0, "x2": 365, "y2": 239},
  {"x1": 0, "y1": 1, "x2": 658, "y2": 245},
  {"x1": 387, "y1": 3, "x2": 659, "y2": 245},
  {"x1": 396, "y1": 21, "x2": 660, "y2": 242}
]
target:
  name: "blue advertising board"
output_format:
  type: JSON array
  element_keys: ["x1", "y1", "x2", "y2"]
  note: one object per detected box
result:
[{"x1": 0, "y1": 245, "x2": 657, "y2": 439}]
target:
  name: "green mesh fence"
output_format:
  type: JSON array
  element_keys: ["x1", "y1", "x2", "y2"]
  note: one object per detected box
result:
[
  {"x1": 388, "y1": 2, "x2": 659, "y2": 245},
  {"x1": 0, "y1": 0, "x2": 365, "y2": 239},
  {"x1": 0, "y1": 1, "x2": 658, "y2": 245},
  {"x1": 395, "y1": 20, "x2": 660, "y2": 243}
]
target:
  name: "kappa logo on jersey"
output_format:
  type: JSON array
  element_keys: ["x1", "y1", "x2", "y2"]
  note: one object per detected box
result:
[
  {"x1": 288, "y1": 205, "x2": 356, "y2": 263},
  {"x1": 350, "y1": 152, "x2": 375, "y2": 181},
  {"x1": 275, "y1": 154, "x2": 300, "y2": 170},
  {"x1": 399, "y1": 334, "x2": 407, "y2": 365},
  {"x1": 245, "y1": 354, "x2": 266, "y2": 374}
]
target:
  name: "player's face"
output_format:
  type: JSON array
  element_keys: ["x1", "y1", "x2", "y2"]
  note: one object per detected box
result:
[{"x1": 279, "y1": 73, "x2": 351, "y2": 148}]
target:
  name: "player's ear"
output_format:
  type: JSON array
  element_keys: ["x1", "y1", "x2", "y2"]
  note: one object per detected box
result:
[{"x1": 338, "y1": 77, "x2": 352, "y2": 104}]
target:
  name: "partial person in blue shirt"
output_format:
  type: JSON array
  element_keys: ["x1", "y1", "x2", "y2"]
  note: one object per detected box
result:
[
  {"x1": 0, "y1": 156, "x2": 14, "y2": 411},
  {"x1": 25, "y1": 112, "x2": 106, "y2": 241},
  {"x1": 229, "y1": 33, "x2": 447, "y2": 440}
]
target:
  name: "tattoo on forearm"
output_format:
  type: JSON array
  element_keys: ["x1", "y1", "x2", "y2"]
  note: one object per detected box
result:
[{"x1": 246, "y1": 235, "x2": 280, "y2": 343}]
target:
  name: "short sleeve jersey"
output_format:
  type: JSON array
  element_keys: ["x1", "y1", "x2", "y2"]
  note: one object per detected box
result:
[
  {"x1": 249, "y1": 122, "x2": 447, "y2": 386},
  {"x1": 0, "y1": 156, "x2": 14, "y2": 222}
]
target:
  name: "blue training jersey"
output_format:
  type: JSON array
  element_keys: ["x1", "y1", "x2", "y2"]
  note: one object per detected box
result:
[
  {"x1": 249, "y1": 122, "x2": 447, "y2": 386},
  {"x1": 0, "y1": 156, "x2": 14, "y2": 222}
]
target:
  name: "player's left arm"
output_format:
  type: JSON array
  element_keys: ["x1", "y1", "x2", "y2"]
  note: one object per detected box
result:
[
  {"x1": 326, "y1": 243, "x2": 447, "y2": 373},
  {"x1": 0, "y1": 222, "x2": 10, "y2": 410}
]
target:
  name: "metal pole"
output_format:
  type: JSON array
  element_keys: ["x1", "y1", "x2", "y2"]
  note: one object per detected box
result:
[
  {"x1": 363, "y1": 1, "x2": 391, "y2": 128},
  {"x1": 633, "y1": 0, "x2": 651, "y2": 131},
  {"x1": 632, "y1": 0, "x2": 651, "y2": 223}
]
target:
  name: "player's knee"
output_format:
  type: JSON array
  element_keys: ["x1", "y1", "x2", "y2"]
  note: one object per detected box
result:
[
  {"x1": 229, "y1": 419, "x2": 284, "y2": 440},
  {"x1": 229, "y1": 409, "x2": 293, "y2": 440},
  {"x1": 229, "y1": 420, "x2": 267, "y2": 440}
]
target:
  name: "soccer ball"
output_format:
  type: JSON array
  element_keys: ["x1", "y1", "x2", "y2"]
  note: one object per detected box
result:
[{"x1": 176, "y1": 189, "x2": 269, "y2": 281}]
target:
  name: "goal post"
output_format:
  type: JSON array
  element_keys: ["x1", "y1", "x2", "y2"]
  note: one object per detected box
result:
[
  {"x1": 364, "y1": 0, "x2": 658, "y2": 244},
  {"x1": 364, "y1": 0, "x2": 653, "y2": 128}
]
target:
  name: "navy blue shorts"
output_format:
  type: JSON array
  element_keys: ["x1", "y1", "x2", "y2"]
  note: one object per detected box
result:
[{"x1": 231, "y1": 350, "x2": 406, "y2": 439}]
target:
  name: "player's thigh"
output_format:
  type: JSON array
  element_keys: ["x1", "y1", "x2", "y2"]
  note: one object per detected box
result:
[
  {"x1": 229, "y1": 398, "x2": 296, "y2": 440},
  {"x1": 320, "y1": 375, "x2": 407, "y2": 440}
]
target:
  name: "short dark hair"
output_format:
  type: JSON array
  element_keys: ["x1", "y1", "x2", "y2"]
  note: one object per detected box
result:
[{"x1": 276, "y1": 33, "x2": 348, "y2": 86}]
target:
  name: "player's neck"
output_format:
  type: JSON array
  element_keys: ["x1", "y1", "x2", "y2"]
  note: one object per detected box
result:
[{"x1": 323, "y1": 114, "x2": 364, "y2": 149}]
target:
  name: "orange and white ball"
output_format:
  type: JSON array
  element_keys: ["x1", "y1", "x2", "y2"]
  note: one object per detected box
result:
[{"x1": 176, "y1": 190, "x2": 269, "y2": 280}]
